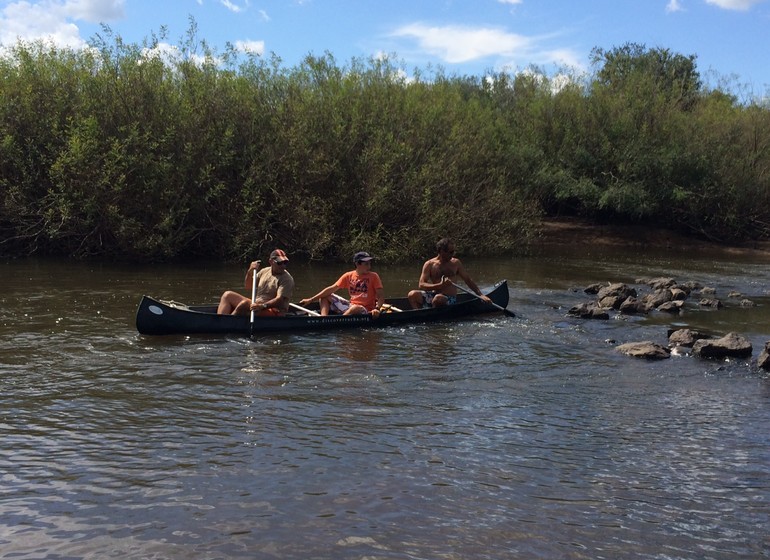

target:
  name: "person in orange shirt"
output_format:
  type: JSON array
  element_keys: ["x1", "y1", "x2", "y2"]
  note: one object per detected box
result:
[{"x1": 300, "y1": 251, "x2": 384, "y2": 316}]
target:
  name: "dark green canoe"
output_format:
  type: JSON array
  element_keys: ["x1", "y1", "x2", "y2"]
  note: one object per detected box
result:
[{"x1": 135, "y1": 280, "x2": 511, "y2": 336}]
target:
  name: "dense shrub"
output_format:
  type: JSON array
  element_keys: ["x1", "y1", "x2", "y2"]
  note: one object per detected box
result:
[{"x1": 1, "y1": 30, "x2": 768, "y2": 260}]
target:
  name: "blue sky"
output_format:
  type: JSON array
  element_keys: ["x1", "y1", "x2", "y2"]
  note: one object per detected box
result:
[{"x1": 1, "y1": 0, "x2": 768, "y2": 96}]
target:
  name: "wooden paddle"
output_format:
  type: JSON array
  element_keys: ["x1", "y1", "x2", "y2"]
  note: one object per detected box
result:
[{"x1": 451, "y1": 280, "x2": 515, "y2": 317}]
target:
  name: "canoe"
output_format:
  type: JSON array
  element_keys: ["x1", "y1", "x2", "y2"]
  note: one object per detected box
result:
[{"x1": 135, "y1": 280, "x2": 511, "y2": 336}]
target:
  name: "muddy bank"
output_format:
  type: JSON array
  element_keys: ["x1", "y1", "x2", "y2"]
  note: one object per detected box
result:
[{"x1": 535, "y1": 218, "x2": 770, "y2": 257}]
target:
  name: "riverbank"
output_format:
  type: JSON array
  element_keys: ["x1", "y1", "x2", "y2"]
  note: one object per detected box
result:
[{"x1": 536, "y1": 217, "x2": 770, "y2": 257}]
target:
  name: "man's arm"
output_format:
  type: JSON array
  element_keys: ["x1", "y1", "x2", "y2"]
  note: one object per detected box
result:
[
  {"x1": 243, "y1": 260, "x2": 261, "y2": 290},
  {"x1": 418, "y1": 261, "x2": 448, "y2": 291},
  {"x1": 252, "y1": 294, "x2": 289, "y2": 311},
  {"x1": 457, "y1": 262, "x2": 491, "y2": 302}
]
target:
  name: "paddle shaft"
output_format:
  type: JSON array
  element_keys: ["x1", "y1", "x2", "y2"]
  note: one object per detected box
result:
[
  {"x1": 249, "y1": 261, "x2": 260, "y2": 325},
  {"x1": 290, "y1": 303, "x2": 321, "y2": 316},
  {"x1": 451, "y1": 280, "x2": 515, "y2": 317}
]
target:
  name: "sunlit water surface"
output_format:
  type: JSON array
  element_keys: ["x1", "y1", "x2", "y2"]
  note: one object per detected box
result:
[{"x1": 1, "y1": 246, "x2": 769, "y2": 559}]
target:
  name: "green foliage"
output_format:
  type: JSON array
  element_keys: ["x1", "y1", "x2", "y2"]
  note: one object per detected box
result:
[{"x1": 1, "y1": 30, "x2": 769, "y2": 260}]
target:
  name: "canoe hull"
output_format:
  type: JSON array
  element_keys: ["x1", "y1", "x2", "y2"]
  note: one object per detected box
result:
[{"x1": 136, "y1": 280, "x2": 511, "y2": 336}]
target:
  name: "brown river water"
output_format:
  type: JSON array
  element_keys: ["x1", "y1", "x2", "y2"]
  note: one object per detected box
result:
[{"x1": 1, "y1": 244, "x2": 769, "y2": 559}]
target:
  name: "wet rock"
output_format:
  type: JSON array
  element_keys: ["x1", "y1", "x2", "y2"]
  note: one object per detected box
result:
[
  {"x1": 584, "y1": 283, "x2": 603, "y2": 294},
  {"x1": 567, "y1": 303, "x2": 609, "y2": 320},
  {"x1": 670, "y1": 288, "x2": 688, "y2": 301},
  {"x1": 679, "y1": 280, "x2": 702, "y2": 292},
  {"x1": 657, "y1": 300, "x2": 684, "y2": 313},
  {"x1": 692, "y1": 332, "x2": 752, "y2": 359},
  {"x1": 642, "y1": 289, "x2": 672, "y2": 309},
  {"x1": 700, "y1": 287, "x2": 717, "y2": 296},
  {"x1": 668, "y1": 328, "x2": 710, "y2": 347},
  {"x1": 597, "y1": 283, "x2": 637, "y2": 301},
  {"x1": 619, "y1": 297, "x2": 649, "y2": 314},
  {"x1": 698, "y1": 298, "x2": 722, "y2": 308},
  {"x1": 645, "y1": 277, "x2": 677, "y2": 291},
  {"x1": 740, "y1": 299, "x2": 756, "y2": 307},
  {"x1": 728, "y1": 291, "x2": 742, "y2": 298},
  {"x1": 599, "y1": 295, "x2": 625, "y2": 310},
  {"x1": 757, "y1": 342, "x2": 770, "y2": 370},
  {"x1": 617, "y1": 341, "x2": 671, "y2": 360}
]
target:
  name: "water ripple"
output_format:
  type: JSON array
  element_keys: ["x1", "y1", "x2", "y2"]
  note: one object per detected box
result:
[{"x1": 2, "y1": 258, "x2": 769, "y2": 558}]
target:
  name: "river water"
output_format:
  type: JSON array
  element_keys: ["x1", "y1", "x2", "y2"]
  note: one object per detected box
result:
[{"x1": 1, "y1": 245, "x2": 769, "y2": 559}]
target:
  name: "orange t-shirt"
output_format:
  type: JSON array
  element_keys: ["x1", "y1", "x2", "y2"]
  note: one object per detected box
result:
[{"x1": 335, "y1": 271, "x2": 383, "y2": 311}]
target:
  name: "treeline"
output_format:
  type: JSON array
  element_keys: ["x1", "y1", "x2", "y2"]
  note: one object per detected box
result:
[{"x1": 1, "y1": 26, "x2": 769, "y2": 261}]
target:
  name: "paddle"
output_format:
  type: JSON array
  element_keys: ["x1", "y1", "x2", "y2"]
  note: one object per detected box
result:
[
  {"x1": 451, "y1": 280, "x2": 515, "y2": 317},
  {"x1": 290, "y1": 303, "x2": 321, "y2": 317},
  {"x1": 249, "y1": 261, "x2": 260, "y2": 327}
]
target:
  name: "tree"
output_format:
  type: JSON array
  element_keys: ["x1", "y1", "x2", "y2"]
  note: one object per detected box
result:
[{"x1": 591, "y1": 43, "x2": 701, "y2": 110}]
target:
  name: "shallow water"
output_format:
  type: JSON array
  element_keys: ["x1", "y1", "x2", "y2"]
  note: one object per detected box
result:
[{"x1": 1, "y1": 247, "x2": 769, "y2": 559}]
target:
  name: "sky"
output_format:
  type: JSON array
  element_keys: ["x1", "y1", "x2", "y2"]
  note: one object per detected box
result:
[{"x1": 1, "y1": 0, "x2": 768, "y2": 96}]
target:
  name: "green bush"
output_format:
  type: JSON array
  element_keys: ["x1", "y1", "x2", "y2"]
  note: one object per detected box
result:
[{"x1": 1, "y1": 31, "x2": 768, "y2": 260}]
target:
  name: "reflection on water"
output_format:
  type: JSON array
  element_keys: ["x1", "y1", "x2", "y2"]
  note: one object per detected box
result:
[{"x1": 1, "y1": 249, "x2": 769, "y2": 559}]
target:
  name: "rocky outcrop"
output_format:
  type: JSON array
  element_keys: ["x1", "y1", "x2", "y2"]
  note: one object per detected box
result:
[
  {"x1": 692, "y1": 332, "x2": 752, "y2": 359},
  {"x1": 657, "y1": 300, "x2": 684, "y2": 313},
  {"x1": 668, "y1": 328, "x2": 710, "y2": 347},
  {"x1": 757, "y1": 342, "x2": 770, "y2": 370},
  {"x1": 619, "y1": 297, "x2": 649, "y2": 314},
  {"x1": 571, "y1": 279, "x2": 762, "y2": 367},
  {"x1": 617, "y1": 341, "x2": 671, "y2": 360},
  {"x1": 573, "y1": 276, "x2": 741, "y2": 318},
  {"x1": 567, "y1": 303, "x2": 609, "y2": 320},
  {"x1": 597, "y1": 283, "x2": 637, "y2": 302}
]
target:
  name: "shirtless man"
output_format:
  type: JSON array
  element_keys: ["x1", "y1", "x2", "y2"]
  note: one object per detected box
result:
[{"x1": 407, "y1": 238, "x2": 492, "y2": 309}]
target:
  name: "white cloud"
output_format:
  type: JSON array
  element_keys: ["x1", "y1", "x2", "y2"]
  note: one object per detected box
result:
[
  {"x1": 391, "y1": 23, "x2": 532, "y2": 64},
  {"x1": 517, "y1": 68, "x2": 577, "y2": 94},
  {"x1": 390, "y1": 22, "x2": 582, "y2": 72},
  {"x1": 549, "y1": 73, "x2": 575, "y2": 93},
  {"x1": 1, "y1": 1, "x2": 79, "y2": 48},
  {"x1": 141, "y1": 42, "x2": 180, "y2": 63},
  {"x1": 497, "y1": 0, "x2": 523, "y2": 4},
  {"x1": 258, "y1": 9, "x2": 270, "y2": 22},
  {"x1": 0, "y1": 0, "x2": 124, "y2": 48},
  {"x1": 705, "y1": 0, "x2": 765, "y2": 9},
  {"x1": 234, "y1": 39, "x2": 264, "y2": 55},
  {"x1": 141, "y1": 41, "x2": 211, "y2": 66},
  {"x1": 666, "y1": 0, "x2": 684, "y2": 12},
  {"x1": 220, "y1": 0, "x2": 244, "y2": 13}
]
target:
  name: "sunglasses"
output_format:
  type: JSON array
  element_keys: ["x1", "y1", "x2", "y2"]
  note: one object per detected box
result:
[{"x1": 273, "y1": 260, "x2": 289, "y2": 266}]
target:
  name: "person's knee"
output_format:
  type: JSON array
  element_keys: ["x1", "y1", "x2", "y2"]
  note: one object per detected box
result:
[
  {"x1": 222, "y1": 290, "x2": 241, "y2": 304},
  {"x1": 408, "y1": 290, "x2": 423, "y2": 308},
  {"x1": 432, "y1": 294, "x2": 448, "y2": 307},
  {"x1": 344, "y1": 304, "x2": 366, "y2": 315},
  {"x1": 233, "y1": 300, "x2": 251, "y2": 314}
]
